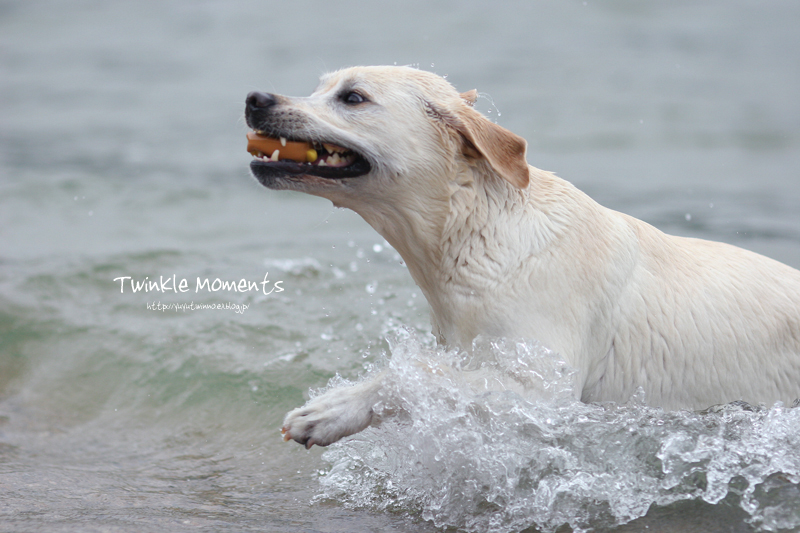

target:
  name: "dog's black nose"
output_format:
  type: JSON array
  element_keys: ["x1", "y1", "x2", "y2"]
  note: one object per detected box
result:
[{"x1": 246, "y1": 91, "x2": 277, "y2": 110}]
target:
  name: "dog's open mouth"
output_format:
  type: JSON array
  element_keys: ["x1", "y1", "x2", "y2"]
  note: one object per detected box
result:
[{"x1": 247, "y1": 131, "x2": 371, "y2": 180}]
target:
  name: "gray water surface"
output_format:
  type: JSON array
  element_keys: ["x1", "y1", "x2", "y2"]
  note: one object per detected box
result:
[{"x1": 2, "y1": 1, "x2": 800, "y2": 532}]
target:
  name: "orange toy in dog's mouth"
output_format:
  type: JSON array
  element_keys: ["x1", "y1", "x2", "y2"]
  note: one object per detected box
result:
[{"x1": 246, "y1": 132, "x2": 318, "y2": 163}]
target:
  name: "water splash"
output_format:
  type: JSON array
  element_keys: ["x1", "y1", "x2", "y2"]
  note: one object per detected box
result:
[
  {"x1": 315, "y1": 329, "x2": 800, "y2": 532},
  {"x1": 477, "y1": 92, "x2": 502, "y2": 121}
]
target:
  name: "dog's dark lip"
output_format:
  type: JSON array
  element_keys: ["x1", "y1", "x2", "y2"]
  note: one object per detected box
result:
[{"x1": 249, "y1": 156, "x2": 371, "y2": 182}]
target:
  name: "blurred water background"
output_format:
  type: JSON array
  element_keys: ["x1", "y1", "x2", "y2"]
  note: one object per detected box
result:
[{"x1": 1, "y1": 1, "x2": 799, "y2": 531}]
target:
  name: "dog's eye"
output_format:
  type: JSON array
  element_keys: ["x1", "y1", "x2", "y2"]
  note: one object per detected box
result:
[{"x1": 341, "y1": 91, "x2": 367, "y2": 105}]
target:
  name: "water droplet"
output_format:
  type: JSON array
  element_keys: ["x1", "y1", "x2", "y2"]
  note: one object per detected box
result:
[{"x1": 685, "y1": 213, "x2": 692, "y2": 221}]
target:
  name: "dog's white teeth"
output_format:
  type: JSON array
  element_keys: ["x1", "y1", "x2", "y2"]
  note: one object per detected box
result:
[
  {"x1": 323, "y1": 143, "x2": 346, "y2": 154},
  {"x1": 329, "y1": 153, "x2": 341, "y2": 166},
  {"x1": 270, "y1": 149, "x2": 280, "y2": 162},
  {"x1": 317, "y1": 159, "x2": 328, "y2": 167},
  {"x1": 280, "y1": 137, "x2": 287, "y2": 147}
]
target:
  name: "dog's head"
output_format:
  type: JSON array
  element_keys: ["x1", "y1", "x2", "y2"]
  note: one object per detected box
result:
[{"x1": 244, "y1": 66, "x2": 528, "y2": 212}]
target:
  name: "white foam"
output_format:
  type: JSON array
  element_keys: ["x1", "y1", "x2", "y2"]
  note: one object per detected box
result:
[{"x1": 316, "y1": 329, "x2": 800, "y2": 532}]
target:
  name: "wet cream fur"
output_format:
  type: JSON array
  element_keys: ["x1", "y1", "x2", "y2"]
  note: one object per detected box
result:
[{"x1": 255, "y1": 66, "x2": 800, "y2": 448}]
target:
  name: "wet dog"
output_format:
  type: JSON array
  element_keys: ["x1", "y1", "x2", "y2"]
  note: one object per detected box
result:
[{"x1": 245, "y1": 66, "x2": 800, "y2": 448}]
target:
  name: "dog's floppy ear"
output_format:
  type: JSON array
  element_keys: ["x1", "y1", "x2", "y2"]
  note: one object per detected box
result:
[
  {"x1": 451, "y1": 105, "x2": 529, "y2": 189},
  {"x1": 460, "y1": 89, "x2": 478, "y2": 106}
]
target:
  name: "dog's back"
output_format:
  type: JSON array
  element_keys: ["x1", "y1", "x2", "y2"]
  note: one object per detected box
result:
[{"x1": 582, "y1": 206, "x2": 800, "y2": 409}]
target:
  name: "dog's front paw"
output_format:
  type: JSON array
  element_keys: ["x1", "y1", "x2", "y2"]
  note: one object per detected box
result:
[{"x1": 281, "y1": 377, "x2": 382, "y2": 449}]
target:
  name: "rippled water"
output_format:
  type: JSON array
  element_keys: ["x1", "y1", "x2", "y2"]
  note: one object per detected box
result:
[{"x1": 2, "y1": 1, "x2": 800, "y2": 532}]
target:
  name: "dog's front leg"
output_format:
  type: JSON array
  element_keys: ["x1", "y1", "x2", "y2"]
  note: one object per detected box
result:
[{"x1": 281, "y1": 371, "x2": 386, "y2": 449}]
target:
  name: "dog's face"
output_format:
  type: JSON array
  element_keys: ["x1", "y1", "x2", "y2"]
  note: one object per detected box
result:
[{"x1": 244, "y1": 66, "x2": 529, "y2": 215}]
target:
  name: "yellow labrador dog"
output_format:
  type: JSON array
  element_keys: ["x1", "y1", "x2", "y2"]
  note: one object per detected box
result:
[{"x1": 244, "y1": 66, "x2": 800, "y2": 449}]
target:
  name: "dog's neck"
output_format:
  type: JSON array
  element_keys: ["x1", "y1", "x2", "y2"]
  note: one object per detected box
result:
[
  {"x1": 350, "y1": 184, "x2": 450, "y2": 301},
  {"x1": 355, "y1": 163, "x2": 567, "y2": 346},
  {"x1": 431, "y1": 165, "x2": 562, "y2": 343}
]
